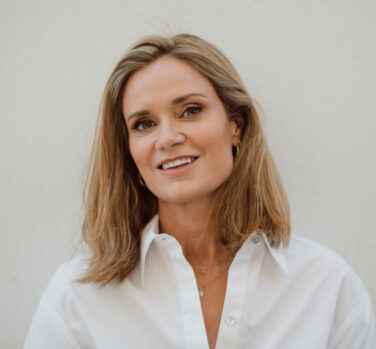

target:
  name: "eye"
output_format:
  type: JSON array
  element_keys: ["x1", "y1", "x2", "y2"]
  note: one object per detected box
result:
[
  {"x1": 181, "y1": 105, "x2": 203, "y2": 118},
  {"x1": 133, "y1": 119, "x2": 155, "y2": 131}
]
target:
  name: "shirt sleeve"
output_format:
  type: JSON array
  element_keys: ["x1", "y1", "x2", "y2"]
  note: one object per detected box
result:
[
  {"x1": 23, "y1": 295, "x2": 81, "y2": 349},
  {"x1": 328, "y1": 283, "x2": 376, "y2": 349}
]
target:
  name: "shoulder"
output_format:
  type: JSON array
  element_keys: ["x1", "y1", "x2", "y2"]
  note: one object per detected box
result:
[
  {"x1": 285, "y1": 234, "x2": 375, "y2": 347},
  {"x1": 41, "y1": 254, "x2": 91, "y2": 310},
  {"x1": 24, "y1": 254, "x2": 92, "y2": 348},
  {"x1": 288, "y1": 233, "x2": 344, "y2": 261},
  {"x1": 283, "y1": 233, "x2": 371, "y2": 310},
  {"x1": 287, "y1": 234, "x2": 359, "y2": 280},
  {"x1": 51, "y1": 254, "x2": 89, "y2": 283}
]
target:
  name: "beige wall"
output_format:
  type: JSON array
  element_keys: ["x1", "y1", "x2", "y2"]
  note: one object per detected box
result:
[{"x1": 1, "y1": 0, "x2": 375, "y2": 347}]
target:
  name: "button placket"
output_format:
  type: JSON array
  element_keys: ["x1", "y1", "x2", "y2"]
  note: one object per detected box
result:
[
  {"x1": 165, "y1": 237, "x2": 209, "y2": 349},
  {"x1": 215, "y1": 234, "x2": 265, "y2": 349}
]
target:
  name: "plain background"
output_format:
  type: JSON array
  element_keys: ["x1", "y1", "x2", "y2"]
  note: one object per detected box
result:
[{"x1": 1, "y1": 0, "x2": 375, "y2": 347}]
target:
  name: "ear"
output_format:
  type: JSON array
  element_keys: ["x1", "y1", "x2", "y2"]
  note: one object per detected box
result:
[{"x1": 231, "y1": 114, "x2": 244, "y2": 146}]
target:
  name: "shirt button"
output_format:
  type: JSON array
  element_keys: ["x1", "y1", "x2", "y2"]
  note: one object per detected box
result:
[
  {"x1": 251, "y1": 235, "x2": 261, "y2": 244},
  {"x1": 226, "y1": 315, "x2": 237, "y2": 326}
]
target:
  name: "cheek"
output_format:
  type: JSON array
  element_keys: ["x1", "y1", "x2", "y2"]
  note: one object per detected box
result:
[
  {"x1": 129, "y1": 138, "x2": 151, "y2": 170},
  {"x1": 201, "y1": 125, "x2": 234, "y2": 170},
  {"x1": 202, "y1": 123, "x2": 233, "y2": 154}
]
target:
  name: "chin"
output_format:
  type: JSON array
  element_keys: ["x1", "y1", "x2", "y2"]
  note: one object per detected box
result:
[{"x1": 155, "y1": 186, "x2": 213, "y2": 206}]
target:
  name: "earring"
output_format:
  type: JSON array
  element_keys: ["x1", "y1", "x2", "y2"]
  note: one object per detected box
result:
[
  {"x1": 233, "y1": 144, "x2": 240, "y2": 158},
  {"x1": 138, "y1": 173, "x2": 146, "y2": 187}
]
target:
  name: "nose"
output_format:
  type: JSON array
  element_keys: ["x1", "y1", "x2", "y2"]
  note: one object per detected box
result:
[{"x1": 155, "y1": 120, "x2": 185, "y2": 151}]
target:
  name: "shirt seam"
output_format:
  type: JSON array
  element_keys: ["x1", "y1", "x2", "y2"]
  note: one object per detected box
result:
[
  {"x1": 328, "y1": 299, "x2": 363, "y2": 348},
  {"x1": 41, "y1": 295, "x2": 82, "y2": 349}
]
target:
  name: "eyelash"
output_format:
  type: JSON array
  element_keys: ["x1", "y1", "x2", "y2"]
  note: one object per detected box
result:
[
  {"x1": 132, "y1": 105, "x2": 203, "y2": 132},
  {"x1": 182, "y1": 105, "x2": 203, "y2": 118},
  {"x1": 133, "y1": 119, "x2": 154, "y2": 131}
]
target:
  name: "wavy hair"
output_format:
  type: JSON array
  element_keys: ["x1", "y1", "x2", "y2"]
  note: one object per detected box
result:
[{"x1": 74, "y1": 33, "x2": 290, "y2": 286}]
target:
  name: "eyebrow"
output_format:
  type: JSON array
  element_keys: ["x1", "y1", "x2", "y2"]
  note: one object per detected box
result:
[{"x1": 126, "y1": 93, "x2": 207, "y2": 122}]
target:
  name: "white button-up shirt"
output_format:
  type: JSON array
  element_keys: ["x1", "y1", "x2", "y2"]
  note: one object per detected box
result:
[{"x1": 24, "y1": 215, "x2": 376, "y2": 348}]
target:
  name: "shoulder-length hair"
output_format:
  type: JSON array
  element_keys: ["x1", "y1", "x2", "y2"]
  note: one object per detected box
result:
[{"x1": 75, "y1": 33, "x2": 290, "y2": 286}]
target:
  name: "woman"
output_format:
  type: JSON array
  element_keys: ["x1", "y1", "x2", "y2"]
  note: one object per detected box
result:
[{"x1": 24, "y1": 33, "x2": 375, "y2": 348}]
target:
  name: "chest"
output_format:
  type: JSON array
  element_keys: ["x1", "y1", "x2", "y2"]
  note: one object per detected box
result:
[{"x1": 195, "y1": 269, "x2": 229, "y2": 349}]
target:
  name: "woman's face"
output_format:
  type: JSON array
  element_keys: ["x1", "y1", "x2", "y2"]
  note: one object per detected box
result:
[{"x1": 122, "y1": 56, "x2": 241, "y2": 205}]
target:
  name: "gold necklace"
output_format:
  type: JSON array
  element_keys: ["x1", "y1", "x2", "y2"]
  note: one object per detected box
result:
[
  {"x1": 197, "y1": 255, "x2": 233, "y2": 298},
  {"x1": 191, "y1": 253, "x2": 232, "y2": 275}
]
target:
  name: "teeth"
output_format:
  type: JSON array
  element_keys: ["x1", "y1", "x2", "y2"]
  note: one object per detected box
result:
[{"x1": 162, "y1": 157, "x2": 196, "y2": 170}]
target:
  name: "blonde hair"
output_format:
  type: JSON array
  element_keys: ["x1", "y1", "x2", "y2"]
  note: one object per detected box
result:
[{"x1": 75, "y1": 33, "x2": 290, "y2": 286}]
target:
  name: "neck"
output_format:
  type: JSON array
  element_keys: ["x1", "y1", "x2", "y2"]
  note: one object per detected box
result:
[{"x1": 158, "y1": 197, "x2": 226, "y2": 267}]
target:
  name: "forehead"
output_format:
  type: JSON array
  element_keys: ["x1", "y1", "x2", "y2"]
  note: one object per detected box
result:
[{"x1": 122, "y1": 56, "x2": 216, "y2": 114}]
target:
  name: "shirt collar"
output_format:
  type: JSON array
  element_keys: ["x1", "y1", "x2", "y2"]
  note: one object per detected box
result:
[
  {"x1": 260, "y1": 232, "x2": 289, "y2": 274},
  {"x1": 139, "y1": 214, "x2": 160, "y2": 287},
  {"x1": 139, "y1": 214, "x2": 288, "y2": 286}
]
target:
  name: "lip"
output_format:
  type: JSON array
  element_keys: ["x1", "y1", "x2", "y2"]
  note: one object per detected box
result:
[
  {"x1": 157, "y1": 155, "x2": 199, "y2": 169},
  {"x1": 158, "y1": 158, "x2": 199, "y2": 175},
  {"x1": 157, "y1": 155, "x2": 199, "y2": 175}
]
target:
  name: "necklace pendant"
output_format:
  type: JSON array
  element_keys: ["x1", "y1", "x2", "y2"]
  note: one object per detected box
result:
[
  {"x1": 198, "y1": 287, "x2": 204, "y2": 297},
  {"x1": 201, "y1": 268, "x2": 207, "y2": 274}
]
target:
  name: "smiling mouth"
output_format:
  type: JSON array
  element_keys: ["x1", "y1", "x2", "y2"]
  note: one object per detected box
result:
[{"x1": 158, "y1": 157, "x2": 199, "y2": 170}]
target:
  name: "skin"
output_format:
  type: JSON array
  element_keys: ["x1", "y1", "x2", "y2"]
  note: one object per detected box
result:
[{"x1": 122, "y1": 55, "x2": 243, "y2": 347}]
